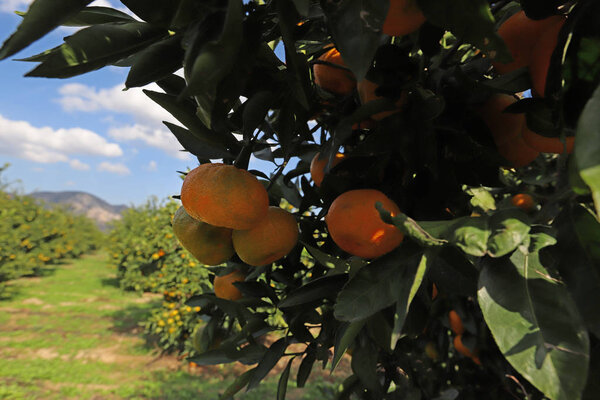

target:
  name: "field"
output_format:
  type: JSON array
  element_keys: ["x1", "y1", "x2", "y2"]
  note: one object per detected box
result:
[{"x1": 0, "y1": 253, "x2": 346, "y2": 400}]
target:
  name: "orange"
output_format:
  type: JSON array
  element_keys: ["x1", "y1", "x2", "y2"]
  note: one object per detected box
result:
[
  {"x1": 492, "y1": 11, "x2": 565, "y2": 75},
  {"x1": 214, "y1": 270, "x2": 246, "y2": 301},
  {"x1": 313, "y1": 48, "x2": 356, "y2": 96},
  {"x1": 382, "y1": 0, "x2": 426, "y2": 37},
  {"x1": 453, "y1": 335, "x2": 481, "y2": 365},
  {"x1": 432, "y1": 283, "x2": 438, "y2": 300},
  {"x1": 448, "y1": 310, "x2": 465, "y2": 335},
  {"x1": 232, "y1": 207, "x2": 299, "y2": 266},
  {"x1": 529, "y1": 16, "x2": 566, "y2": 97},
  {"x1": 357, "y1": 79, "x2": 407, "y2": 121},
  {"x1": 180, "y1": 163, "x2": 269, "y2": 230},
  {"x1": 511, "y1": 193, "x2": 535, "y2": 211},
  {"x1": 325, "y1": 189, "x2": 404, "y2": 258},
  {"x1": 310, "y1": 152, "x2": 345, "y2": 187},
  {"x1": 522, "y1": 126, "x2": 574, "y2": 154},
  {"x1": 172, "y1": 206, "x2": 234, "y2": 266},
  {"x1": 478, "y1": 94, "x2": 540, "y2": 167}
]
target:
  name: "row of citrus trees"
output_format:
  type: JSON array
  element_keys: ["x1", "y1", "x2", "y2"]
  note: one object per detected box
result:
[
  {"x1": 106, "y1": 198, "x2": 214, "y2": 356},
  {"x1": 0, "y1": 165, "x2": 102, "y2": 294}
]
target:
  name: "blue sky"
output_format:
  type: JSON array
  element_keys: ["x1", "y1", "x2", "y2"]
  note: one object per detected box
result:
[{"x1": 0, "y1": 0, "x2": 285, "y2": 206}]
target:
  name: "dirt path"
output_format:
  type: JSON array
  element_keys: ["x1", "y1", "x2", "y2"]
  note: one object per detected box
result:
[{"x1": 0, "y1": 254, "x2": 347, "y2": 400}]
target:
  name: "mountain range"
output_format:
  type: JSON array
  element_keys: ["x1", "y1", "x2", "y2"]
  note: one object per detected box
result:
[{"x1": 29, "y1": 191, "x2": 128, "y2": 231}]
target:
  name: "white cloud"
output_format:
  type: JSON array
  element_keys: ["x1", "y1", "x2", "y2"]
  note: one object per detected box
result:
[
  {"x1": 69, "y1": 159, "x2": 90, "y2": 171},
  {"x1": 108, "y1": 124, "x2": 189, "y2": 160},
  {"x1": 98, "y1": 161, "x2": 130, "y2": 176},
  {"x1": 146, "y1": 160, "x2": 157, "y2": 171},
  {"x1": 0, "y1": 114, "x2": 123, "y2": 163},
  {"x1": 57, "y1": 83, "x2": 175, "y2": 126}
]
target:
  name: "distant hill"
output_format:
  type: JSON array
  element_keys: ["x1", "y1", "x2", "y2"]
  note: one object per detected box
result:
[{"x1": 29, "y1": 191, "x2": 128, "y2": 231}]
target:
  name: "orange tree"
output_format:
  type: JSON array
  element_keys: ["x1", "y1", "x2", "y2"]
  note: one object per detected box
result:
[{"x1": 2, "y1": 0, "x2": 599, "y2": 399}]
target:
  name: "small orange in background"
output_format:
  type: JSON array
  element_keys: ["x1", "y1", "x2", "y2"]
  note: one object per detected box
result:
[
  {"x1": 180, "y1": 163, "x2": 269, "y2": 230},
  {"x1": 453, "y1": 335, "x2": 481, "y2": 365},
  {"x1": 310, "y1": 152, "x2": 345, "y2": 187},
  {"x1": 357, "y1": 79, "x2": 407, "y2": 121},
  {"x1": 172, "y1": 206, "x2": 235, "y2": 266},
  {"x1": 511, "y1": 193, "x2": 536, "y2": 212},
  {"x1": 448, "y1": 310, "x2": 465, "y2": 335},
  {"x1": 313, "y1": 48, "x2": 356, "y2": 96},
  {"x1": 232, "y1": 207, "x2": 299, "y2": 266},
  {"x1": 382, "y1": 0, "x2": 426, "y2": 37},
  {"x1": 326, "y1": 189, "x2": 404, "y2": 258},
  {"x1": 432, "y1": 283, "x2": 438, "y2": 300},
  {"x1": 214, "y1": 270, "x2": 246, "y2": 301}
]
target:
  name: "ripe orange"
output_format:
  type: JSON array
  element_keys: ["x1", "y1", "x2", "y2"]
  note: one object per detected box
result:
[
  {"x1": 511, "y1": 193, "x2": 536, "y2": 211},
  {"x1": 232, "y1": 207, "x2": 299, "y2": 266},
  {"x1": 478, "y1": 94, "x2": 540, "y2": 167},
  {"x1": 382, "y1": 0, "x2": 426, "y2": 37},
  {"x1": 529, "y1": 16, "x2": 566, "y2": 97},
  {"x1": 448, "y1": 310, "x2": 465, "y2": 335},
  {"x1": 453, "y1": 335, "x2": 481, "y2": 365},
  {"x1": 522, "y1": 126, "x2": 574, "y2": 154},
  {"x1": 180, "y1": 163, "x2": 269, "y2": 230},
  {"x1": 492, "y1": 11, "x2": 565, "y2": 75},
  {"x1": 313, "y1": 48, "x2": 356, "y2": 96},
  {"x1": 214, "y1": 270, "x2": 246, "y2": 301},
  {"x1": 325, "y1": 189, "x2": 404, "y2": 258},
  {"x1": 172, "y1": 206, "x2": 235, "y2": 265},
  {"x1": 357, "y1": 79, "x2": 407, "y2": 121},
  {"x1": 310, "y1": 152, "x2": 345, "y2": 187}
]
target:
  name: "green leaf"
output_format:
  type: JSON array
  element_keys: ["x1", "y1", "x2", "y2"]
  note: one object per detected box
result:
[
  {"x1": 391, "y1": 252, "x2": 429, "y2": 346},
  {"x1": 480, "y1": 67, "x2": 532, "y2": 94},
  {"x1": 448, "y1": 216, "x2": 490, "y2": 257},
  {"x1": 277, "y1": 357, "x2": 294, "y2": 400},
  {"x1": 144, "y1": 90, "x2": 238, "y2": 152},
  {"x1": 242, "y1": 91, "x2": 274, "y2": 141},
  {"x1": 278, "y1": 274, "x2": 348, "y2": 308},
  {"x1": 247, "y1": 337, "x2": 289, "y2": 390},
  {"x1": 219, "y1": 367, "x2": 256, "y2": 400},
  {"x1": 553, "y1": 205, "x2": 600, "y2": 337},
  {"x1": 304, "y1": 243, "x2": 351, "y2": 274},
  {"x1": 119, "y1": 0, "x2": 181, "y2": 27},
  {"x1": 464, "y1": 185, "x2": 496, "y2": 211},
  {"x1": 321, "y1": 0, "x2": 386, "y2": 81},
  {"x1": 62, "y1": 6, "x2": 136, "y2": 26},
  {"x1": 0, "y1": 0, "x2": 94, "y2": 60},
  {"x1": 332, "y1": 320, "x2": 367, "y2": 372},
  {"x1": 418, "y1": 0, "x2": 511, "y2": 62},
  {"x1": 183, "y1": 0, "x2": 243, "y2": 128},
  {"x1": 478, "y1": 245, "x2": 590, "y2": 400},
  {"x1": 126, "y1": 35, "x2": 184, "y2": 88},
  {"x1": 487, "y1": 209, "x2": 531, "y2": 257},
  {"x1": 351, "y1": 339, "x2": 382, "y2": 396},
  {"x1": 576, "y1": 84, "x2": 600, "y2": 216},
  {"x1": 334, "y1": 247, "x2": 424, "y2": 322},
  {"x1": 292, "y1": 0, "x2": 310, "y2": 16},
  {"x1": 376, "y1": 203, "x2": 448, "y2": 247},
  {"x1": 163, "y1": 122, "x2": 234, "y2": 160},
  {"x1": 25, "y1": 22, "x2": 166, "y2": 78},
  {"x1": 296, "y1": 346, "x2": 316, "y2": 388}
]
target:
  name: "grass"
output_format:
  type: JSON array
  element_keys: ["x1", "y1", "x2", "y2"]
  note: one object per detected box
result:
[{"x1": 0, "y1": 253, "x2": 345, "y2": 399}]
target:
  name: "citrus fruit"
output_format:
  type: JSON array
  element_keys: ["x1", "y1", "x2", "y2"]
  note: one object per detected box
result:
[
  {"x1": 310, "y1": 152, "x2": 345, "y2": 187},
  {"x1": 448, "y1": 310, "x2": 465, "y2": 335},
  {"x1": 478, "y1": 94, "x2": 540, "y2": 167},
  {"x1": 232, "y1": 206, "x2": 299, "y2": 266},
  {"x1": 325, "y1": 189, "x2": 404, "y2": 258},
  {"x1": 382, "y1": 0, "x2": 426, "y2": 37},
  {"x1": 180, "y1": 163, "x2": 269, "y2": 230},
  {"x1": 313, "y1": 48, "x2": 356, "y2": 96},
  {"x1": 529, "y1": 16, "x2": 566, "y2": 97},
  {"x1": 214, "y1": 270, "x2": 246, "y2": 301},
  {"x1": 172, "y1": 206, "x2": 234, "y2": 266},
  {"x1": 522, "y1": 126, "x2": 574, "y2": 154},
  {"x1": 492, "y1": 11, "x2": 565, "y2": 75},
  {"x1": 453, "y1": 335, "x2": 481, "y2": 365},
  {"x1": 357, "y1": 79, "x2": 407, "y2": 121},
  {"x1": 511, "y1": 193, "x2": 536, "y2": 211}
]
